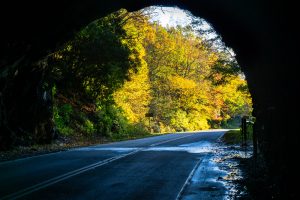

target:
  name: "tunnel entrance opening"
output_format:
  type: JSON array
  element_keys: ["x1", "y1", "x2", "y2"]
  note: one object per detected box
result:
[
  {"x1": 42, "y1": 8, "x2": 255, "y2": 198},
  {"x1": 49, "y1": 6, "x2": 252, "y2": 141},
  {"x1": 1, "y1": 1, "x2": 297, "y2": 199}
]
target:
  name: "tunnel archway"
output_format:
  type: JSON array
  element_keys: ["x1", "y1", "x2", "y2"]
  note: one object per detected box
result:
[{"x1": 1, "y1": 1, "x2": 298, "y2": 199}]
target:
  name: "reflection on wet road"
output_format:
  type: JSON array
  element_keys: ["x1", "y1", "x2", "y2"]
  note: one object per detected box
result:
[{"x1": 0, "y1": 129, "x2": 248, "y2": 200}]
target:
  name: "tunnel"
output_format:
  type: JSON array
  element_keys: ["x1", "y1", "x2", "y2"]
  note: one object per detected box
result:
[{"x1": 0, "y1": 0, "x2": 299, "y2": 199}]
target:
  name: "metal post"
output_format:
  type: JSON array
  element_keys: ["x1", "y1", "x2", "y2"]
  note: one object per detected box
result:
[
  {"x1": 253, "y1": 119, "x2": 257, "y2": 160},
  {"x1": 241, "y1": 116, "x2": 247, "y2": 146}
]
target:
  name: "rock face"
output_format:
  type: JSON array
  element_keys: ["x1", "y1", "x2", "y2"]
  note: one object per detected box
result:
[
  {"x1": 0, "y1": 0, "x2": 298, "y2": 198},
  {"x1": 0, "y1": 57, "x2": 55, "y2": 147}
]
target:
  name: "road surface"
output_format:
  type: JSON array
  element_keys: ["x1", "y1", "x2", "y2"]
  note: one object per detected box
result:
[{"x1": 0, "y1": 130, "x2": 228, "y2": 200}]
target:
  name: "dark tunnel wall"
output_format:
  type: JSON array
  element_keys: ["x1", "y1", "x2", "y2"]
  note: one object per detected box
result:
[{"x1": 0, "y1": 0, "x2": 299, "y2": 198}]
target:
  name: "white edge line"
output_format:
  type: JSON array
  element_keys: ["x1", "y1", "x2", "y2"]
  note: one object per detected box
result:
[
  {"x1": 1, "y1": 133, "x2": 195, "y2": 198},
  {"x1": 0, "y1": 150, "x2": 139, "y2": 200},
  {"x1": 175, "y1": 158, "x2": 204, "y2": 200},
  {"x1": 1, "y1": 131, "x2": 219, "y2": 199}
]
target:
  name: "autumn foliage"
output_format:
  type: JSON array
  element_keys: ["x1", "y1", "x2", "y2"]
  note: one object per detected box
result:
[{"x1": 50, "y1": 9, "x2": 252, "y2": 138}]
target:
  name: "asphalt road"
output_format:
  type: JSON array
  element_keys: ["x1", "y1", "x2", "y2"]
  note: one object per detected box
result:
[{"x1": 0, "y1": 130, "x2": 227, "y2": 200}]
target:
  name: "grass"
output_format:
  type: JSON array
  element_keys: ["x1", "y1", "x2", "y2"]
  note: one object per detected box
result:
[
  {"x1": 221, "y1": 129, "x2": 242, "y2": 145},
  {"x1": 222, "y1": 125, "x2": 253, "y2": 145}
]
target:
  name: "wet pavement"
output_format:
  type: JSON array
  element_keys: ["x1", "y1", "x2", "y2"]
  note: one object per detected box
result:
[
  {"x1": 180, "y1": 143, "x2": 252, "y2": 200},
  {"x1": 0, "y1": 130, "x2": 252, "y2": 200}
]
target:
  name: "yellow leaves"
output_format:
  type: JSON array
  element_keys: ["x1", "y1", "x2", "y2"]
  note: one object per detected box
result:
[
  {"x1": 168, "y1": 75, "x2": 197, "y2": 90},
  {"x1": 66, "y1": 44, "x2": 72, "y2": 52},
  {"x1": 111, "y1": 9, "x2": 252, "y2": 131},
  {"x1": 52, "y1": 43, "x2": 74, "y2": 60},
  {"x1": 210, "y1": 75, "x2": 253, "y2": 119},
  {"x1": 53, "y1": 52, "x2": 63, "y2": 60},
  {"x1": 113, "y1": 64, "x2": 151, "y2": 124},
  {"x1": 211, "y1": 73, "x2": 223, "y2": 82},
  {"x1": 207, "y1": 52, "x2": 219, "y2": 65},
  {"x1": 116, "y1": 8, "x2": 252, "y2": 131},
  {"x1": 145, "y1": 24, "x2": 156, "y2": 44}
]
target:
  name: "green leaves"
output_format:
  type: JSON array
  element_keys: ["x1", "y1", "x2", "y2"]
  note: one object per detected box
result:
[
  {"x1": 50, "y1": 8, "x2": 252, "y2": 138},
  {"x1": 141, "y1": 17, "x2": 252, "y2": 131}
]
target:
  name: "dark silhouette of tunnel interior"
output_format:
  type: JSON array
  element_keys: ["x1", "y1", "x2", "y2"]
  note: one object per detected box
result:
[{"x1": 0, "y1": 0, "x2": 299, "y2": 199}]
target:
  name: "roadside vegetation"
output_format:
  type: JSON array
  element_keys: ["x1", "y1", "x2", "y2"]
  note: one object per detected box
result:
[
  {"x1": 222, "y1": 126, "x2": 253, "y2": 145},
  {"x1": 0, "y1": 7, "x2": 252, "y2": 154},
  {"x1": 221, "y1": 129, "x2": 243, "y2": 145},
  {"x1": 46, "y1": 8, "x2": 252, "y2": 144}
]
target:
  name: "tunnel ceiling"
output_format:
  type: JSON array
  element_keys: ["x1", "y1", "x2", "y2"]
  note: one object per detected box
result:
[
  {"x1": 1, "y1": 0, "x2": 299, "y2": 197},
  {"x1": 0, "y1": 0, "x2": 289, "y2": 108}
]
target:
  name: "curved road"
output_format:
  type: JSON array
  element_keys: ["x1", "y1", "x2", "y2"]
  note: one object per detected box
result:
[{"x1": 0, "y1": 130, "x2": 227, "y2": 200}]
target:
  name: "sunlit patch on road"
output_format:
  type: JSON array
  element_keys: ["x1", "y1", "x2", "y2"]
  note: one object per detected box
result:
[
  {"x1": 73, "y1": 140, "x2": 216, "y2": 154},
  {"x1": 74, "y1": 147, "x2": 140, "y2": 152},
  {"x1": 2, "y1": 131, "x2": 244, "y2": 200},
  {"x1": 143, "y1": 146, "x2": 214, "y2": 154},
  {"x1": 144, "y1": 141, "x2": 214, "y2": 154}
]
